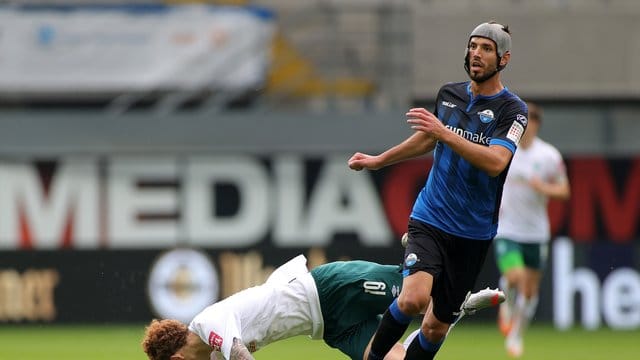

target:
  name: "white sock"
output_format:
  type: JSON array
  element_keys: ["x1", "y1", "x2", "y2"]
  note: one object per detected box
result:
[
  {"x1": 499, "y1": 276, "x2": 517, "y2": 317},
  {"x1": 511, "y1": 294, "x2": 538, "y2": 339},
  {"x1": 403, "y1": 329, "x2": 421, "y2": 350},
  {"x1": 522, "y1": 295, "x2": 539, "y2": 324}
]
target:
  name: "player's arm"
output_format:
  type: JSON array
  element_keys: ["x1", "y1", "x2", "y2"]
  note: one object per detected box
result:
[
  {"x1": 374, "y1": 131, "x2": 437, "y2": 166},
  {"x1": 530, "y1": 159, "x2": 570, "y2": 200},
  {"x1": 229, "y1": 338, "x2": 255, "y2": 360},
  {"x1": 406, "y1": 108, "x2": 512, "y2": 177},
  {"x1": 439, "y1": 133, "x2": 512, "y2": 177},
  {"x1": 348, "y1": 130, "x2": 436, "y2": 171}
]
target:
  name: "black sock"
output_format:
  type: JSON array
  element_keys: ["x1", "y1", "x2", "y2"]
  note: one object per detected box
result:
[
  {"x1": 367, "y1": 306, "x2": 411, "y2": 360},
  {"x1": 404, "y1": 330, "x2": 442, "y2": 360}
]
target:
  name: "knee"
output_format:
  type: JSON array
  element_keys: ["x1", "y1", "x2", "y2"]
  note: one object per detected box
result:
[
  {"x1": 522, "y1": 285, "x2": 539, "y2": 299},
  {"x1": 505, "y1": 269, "x2": 523, "y2": 284},
  {"x1": 421, "y1": 321, "x2": 449, "y2": 342},
  {"x1": 397, "y1": 292, "x2": 428, "y2": 315}
]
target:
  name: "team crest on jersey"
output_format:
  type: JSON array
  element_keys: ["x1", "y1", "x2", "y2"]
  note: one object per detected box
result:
[
  {"x1": 208, "y1": 331, "x2": 224, "y2": 351},
  {"x1": 478, "y1": 109, "x2": 495, "y2": 123}
]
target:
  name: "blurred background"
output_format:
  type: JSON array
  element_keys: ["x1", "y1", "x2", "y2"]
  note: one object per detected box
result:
[{"x1": 0, "y1": 0, "x2": 638, "y2": 356}]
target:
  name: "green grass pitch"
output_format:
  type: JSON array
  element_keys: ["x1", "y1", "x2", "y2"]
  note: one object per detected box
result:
[{"x1": 0, "y1": 323, "x2": 637, "y2": 359}]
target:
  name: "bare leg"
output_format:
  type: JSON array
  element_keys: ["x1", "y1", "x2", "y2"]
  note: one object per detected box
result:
[{"x1": 506, "y1": 268, "x2": 542, "y2": 357}]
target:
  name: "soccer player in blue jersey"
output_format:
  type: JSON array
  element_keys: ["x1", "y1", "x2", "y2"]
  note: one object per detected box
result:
[{"x1": 348, "y1": 21, "x2": 528, "y2": 360}]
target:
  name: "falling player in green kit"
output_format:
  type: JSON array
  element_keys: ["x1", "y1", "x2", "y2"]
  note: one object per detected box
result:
[{"x1": 142, "y1": 254, "x2": 503, "y2": 360}]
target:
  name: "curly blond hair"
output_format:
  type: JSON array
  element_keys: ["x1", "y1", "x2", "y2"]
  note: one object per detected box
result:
[{"x1": 142, "y1": 319, "x2": 189, "y2": 360}]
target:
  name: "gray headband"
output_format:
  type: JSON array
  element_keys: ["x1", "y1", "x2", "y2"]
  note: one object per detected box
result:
[{"x1": 469, "y1": 22, "x2": 511, "y2": 57}]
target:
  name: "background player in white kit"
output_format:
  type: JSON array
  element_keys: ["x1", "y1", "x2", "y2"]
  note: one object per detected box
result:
[
  {"x1": 142, "y1": 254, "x2": 503, "y2": 360},
  {"x1": 493, "y1": 102, "x2": 570, "y2": 358}
]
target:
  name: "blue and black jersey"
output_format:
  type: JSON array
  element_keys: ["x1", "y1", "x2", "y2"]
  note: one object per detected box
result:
[{"x1": 411, "y1": 81, "x2": 528, "y2": 240}]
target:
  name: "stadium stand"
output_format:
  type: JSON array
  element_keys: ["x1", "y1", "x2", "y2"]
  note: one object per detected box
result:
[{"x1": 0, "y1": 0, "x2": 639, "y2": 113}]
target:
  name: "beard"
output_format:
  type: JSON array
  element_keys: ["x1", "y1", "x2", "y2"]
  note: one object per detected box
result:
[{"x1": 467, "y1": 66, "x2": 499, "y2": 83}]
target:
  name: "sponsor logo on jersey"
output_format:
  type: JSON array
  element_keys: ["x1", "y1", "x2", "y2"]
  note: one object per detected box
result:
[
  {"x1": 209, "y1": 331, "x2": 224, "y2": 351},
  {"x1": 516, "y1": 113, "x2": 528, "y2": 126},
  {"x1": 478, "y1": 109, "x2": 495, "y2": 123},
  {"x1": 507, "y1": 121, "x2": 525, "y2": 145},
  {"x1": 446, "y1": 125, "x2": 491, "y2": 145},
  {"x1": 442, "y1": 101, "x2": 457, "y2": 108},
  {"x1": 392, "y1": 285, "x2": 401, "y2": 297}
]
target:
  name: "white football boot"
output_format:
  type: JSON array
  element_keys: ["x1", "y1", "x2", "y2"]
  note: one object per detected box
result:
[
  {"x1": 445, "y1": 287, "x2": 505, "y2": 336},
  {"x1": 461, "y1": 287, "x2": 506, "y2": 315}
]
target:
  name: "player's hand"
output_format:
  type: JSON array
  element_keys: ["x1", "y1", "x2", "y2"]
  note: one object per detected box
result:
[
  {"x1": 348, "y1": 152, "x2": 380, "y2": 171},
  {"x1": 529, "y1": 176, "x2": 547, "y2": 194},
  {"x1": 406, "y1": 108, "x2": 445, "y2": 139},
  {"x1": 230, "y1": 338, "x2": 255, "y2": 360}
]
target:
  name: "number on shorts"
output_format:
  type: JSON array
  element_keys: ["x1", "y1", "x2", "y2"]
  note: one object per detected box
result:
[{"x1": 363, "y1": 281, "x2": 386, "y2": 295}]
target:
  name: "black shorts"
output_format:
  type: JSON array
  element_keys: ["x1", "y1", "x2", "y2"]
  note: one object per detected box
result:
[{"x1": 403, "y1": 218, "x2": 493, "y2": 324}]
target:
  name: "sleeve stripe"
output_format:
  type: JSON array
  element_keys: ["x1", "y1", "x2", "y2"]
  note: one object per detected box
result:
[{"x1": 490, "y1": 138, "x2": 516, "y2": 154}]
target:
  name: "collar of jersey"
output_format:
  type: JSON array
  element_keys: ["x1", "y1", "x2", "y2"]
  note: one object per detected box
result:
[{"x1": 466, "y1": 82, "x2": 509, "y2": 101}]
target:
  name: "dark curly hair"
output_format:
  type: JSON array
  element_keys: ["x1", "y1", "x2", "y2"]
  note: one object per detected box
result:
[{"x1": 142, "y1": 319, "x2": 189, "y2": 360}]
